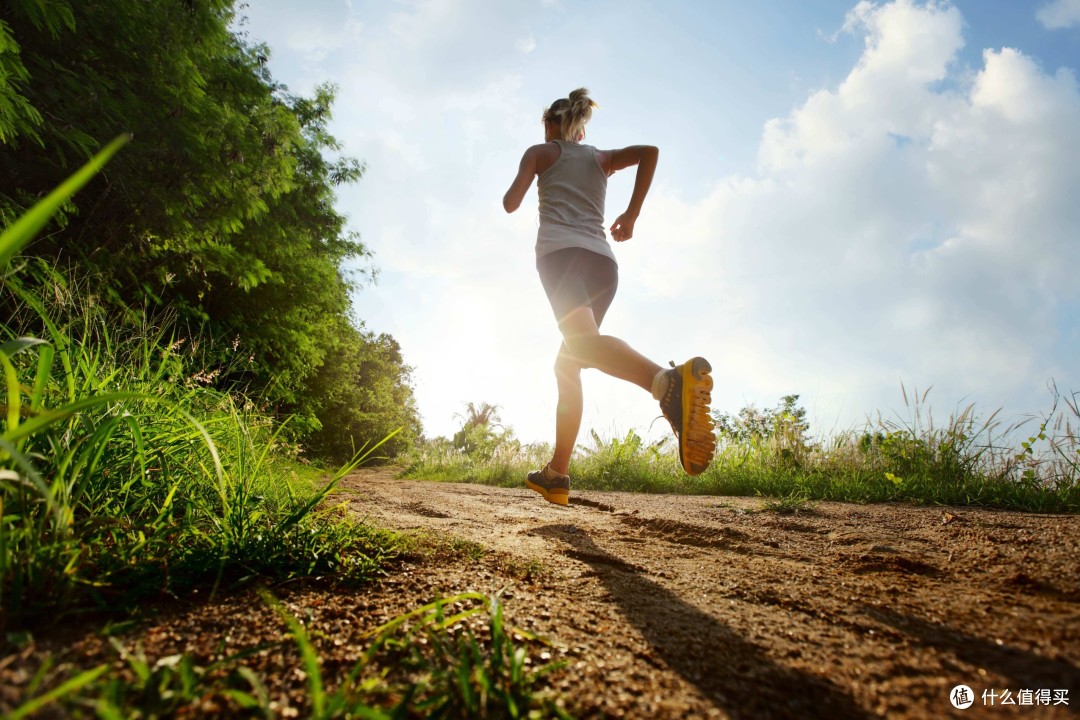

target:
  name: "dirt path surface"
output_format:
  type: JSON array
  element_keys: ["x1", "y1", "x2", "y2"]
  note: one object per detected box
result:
[
  {"x1": 341, "y1": 469, "x2": 1079, "y2": 719},
  {"x1": 3, "y1": 469, "x2": 1078, "y2": 719}
]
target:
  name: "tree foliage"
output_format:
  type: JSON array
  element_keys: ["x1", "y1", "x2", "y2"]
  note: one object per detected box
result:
[
  {"x1": 452, "y1": 403, "x2": 517, "y2": 458},
  {"x1": 0, "y1": 0, "x2": 421, "y2": 458},
  {"x1": 304, "y1": 328, "x2": 421, "y2": 465},
  {"x1": 713, "y1": 394, "x2": 812, "y2": 461}
]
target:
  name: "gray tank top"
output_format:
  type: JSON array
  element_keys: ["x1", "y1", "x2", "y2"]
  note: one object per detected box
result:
[{"x1": 535, "y1": 140, "x2": 616, "y2": 264}]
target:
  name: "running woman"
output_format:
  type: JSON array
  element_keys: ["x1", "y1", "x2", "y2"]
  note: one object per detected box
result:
[{"x1": 503, "y1": 88, "x2": 716, "y2": 506}]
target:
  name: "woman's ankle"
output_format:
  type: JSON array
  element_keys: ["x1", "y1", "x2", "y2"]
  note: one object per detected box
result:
[{"x1": 545, "y1": 462, "x2": 570, "y2": 479}]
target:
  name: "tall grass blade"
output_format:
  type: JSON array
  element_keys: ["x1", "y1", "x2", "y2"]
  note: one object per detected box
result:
[
  {"x1": 1, "y1": 392, "x2": 142, "y2": 443},
  {"x1": 260, "y1": 589, "x2": 326, "y2": 716},
  {"x1": 0, "y1": 337, "x2": 48, "y2": 356},
  {"x1": 280, "y1": 426, "x2": 403, "y2": 530},
  {"x1": 6, "y1": 283, "x2": 76, "y2": 401},
  {"x1": 7, "y1": 665, "x2": 108, "y2": 720},
  {"x1": 0, "y1": 437, "x2": 63, "y2": 523},
  {"x1": 30, "y1": 343, "x2": 54, "y2": 412},
  {"x1": 0, "y1": 351, "x2": 22, "y2": 434},
  {"x1": 0, "y1": 134, "x2": 130, "y2": 269},
  {"x1": 364, "y1": 592, "x2": 486, "y2": 642}
]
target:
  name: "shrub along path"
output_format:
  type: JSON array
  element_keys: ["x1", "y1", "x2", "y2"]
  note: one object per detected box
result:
[{"x1": 343, "y1": 468, "x2": 1078, "y2": 718}]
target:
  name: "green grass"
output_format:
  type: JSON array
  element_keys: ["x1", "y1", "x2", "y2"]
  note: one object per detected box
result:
[
  {"x1": 755, "y1": 490, "x2": 816, "y2": 515},
  {"x1": 0, "y1": 135, "x2": 130, "y2": 269},
  {"x1": 402, "y1": 435, "x2": 552, "y2": 488},
  {"x1": 10, "y1": 591, "x2": 570, "y2": 718},
  {"x1": 268, "y1": 589, "x2": 568, "y2": 719},
  {"x1": 0, "y1": 267, "x2": 406, "y2": 625},
  {"x1": 403, "y1": 393, "x2": 1080, "y2": 512},
  {"x1": 0, "y1": 142, "x2": 405, "y2": 627}
]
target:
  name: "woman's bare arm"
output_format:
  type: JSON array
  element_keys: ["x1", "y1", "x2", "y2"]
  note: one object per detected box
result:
[
  {"x1": 605, "y1": 145, "x2": 659, "y2": 241},
  {"x1": 503, "y1": 145, "x2": 542, "y2": 213}
]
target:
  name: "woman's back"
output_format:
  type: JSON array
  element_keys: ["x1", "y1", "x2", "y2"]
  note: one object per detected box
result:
[{"x1": 536, "y1": 140, "x2": 614, "y2": 263}]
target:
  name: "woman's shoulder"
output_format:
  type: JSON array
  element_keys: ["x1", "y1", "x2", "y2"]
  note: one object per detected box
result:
[
  {"x1": 591, "y1": 146, "x2": 613, "y2": 176},
  {"x1": 529, "y1": 141, "x2": 562, "y2": 175},
  {"x1": 523, "y1": 142, "x2": 561, "y2": 159}
]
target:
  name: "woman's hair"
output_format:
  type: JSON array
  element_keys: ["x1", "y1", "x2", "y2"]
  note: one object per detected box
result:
[{"x1": 542, "y1": 88, "x2": 598, "y2": 142}]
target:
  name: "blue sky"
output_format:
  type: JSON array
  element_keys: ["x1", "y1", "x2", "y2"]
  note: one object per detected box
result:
[{"x1": 237, "y1": 0, "x2": 1080, "y2": 445}]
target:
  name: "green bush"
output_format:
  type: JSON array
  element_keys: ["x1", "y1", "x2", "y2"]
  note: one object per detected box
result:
[
  {"x1": 0, "y1": 141, "x2": 403, "y2": 628},
  {"x1": 0, "y1": 0, "x2": 422, "y2": 461}
]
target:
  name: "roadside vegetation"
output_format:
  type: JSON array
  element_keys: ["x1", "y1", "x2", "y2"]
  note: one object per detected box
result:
[
  {"x1": 404, "y1": 391, "x2": 1080, "y2": 513},
  {"x1": 1, "y1": 0, "x2": 422, "y2": 463}
]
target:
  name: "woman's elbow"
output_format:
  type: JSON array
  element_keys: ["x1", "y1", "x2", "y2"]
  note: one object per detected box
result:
[{"x1": 502, "y1": 195, "x2": 519, "y2": 213}]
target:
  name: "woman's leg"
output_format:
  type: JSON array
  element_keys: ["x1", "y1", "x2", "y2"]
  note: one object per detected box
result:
[
  {"x1": 558, "y1": 306, "x2": 663, "y2": 391},
  {"x1": 549, "y1": 343, "x2": 582, "y2": 476},
  {"x1": 537, "y1": 249, "x2": 665, "y2": 478},
  {"x1": 547, "y1": 306, "x2": 664, "y2": 476}
]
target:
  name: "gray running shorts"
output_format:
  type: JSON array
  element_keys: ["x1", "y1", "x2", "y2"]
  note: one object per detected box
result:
[{"x1": 536, "y1": 248, "x2": 619, "y2": 326}]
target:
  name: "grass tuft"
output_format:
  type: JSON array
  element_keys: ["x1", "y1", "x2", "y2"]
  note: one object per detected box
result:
[
  {"x1": 2, "y1": 215, "x2": 403, "y2": 627},
  {"x1": 10, "y1": 591, "x2": 570, "y2": 718}
]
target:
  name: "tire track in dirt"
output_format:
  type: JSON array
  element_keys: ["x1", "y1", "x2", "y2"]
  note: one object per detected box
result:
[{"x1": 340, "y1": 469, "x2": 1079, "y2": 719}]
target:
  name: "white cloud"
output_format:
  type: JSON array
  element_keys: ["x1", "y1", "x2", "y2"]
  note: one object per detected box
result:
[
  {"x1": 619, "y1": 0, "x2": 1080, "y2": 433},
  {"x1": 516, "y1": 34, "x2": 537, "y2": 54},
  {"x1": 363, "y1": 0, "x2": 544, "y2": 92},
  {"x1": 1037, "y1": 0, "x2": 1080, "y2": 29},
  {"x1": 237, "y1": 0, "x2": 362, "y2": 67}
]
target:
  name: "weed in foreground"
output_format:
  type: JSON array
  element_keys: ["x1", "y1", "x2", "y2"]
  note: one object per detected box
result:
[
  {"x1": 281, "y1": 589, "x2": 570, "y2": 719},
  {"x1": 756, "y1": 490, "x2": 816, "y2": 515},
  {"x1": 8, "y1": 592, "x2": 571, "y2": 719}
]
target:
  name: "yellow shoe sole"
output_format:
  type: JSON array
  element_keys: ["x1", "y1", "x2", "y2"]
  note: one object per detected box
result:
[
  {"x1": 526, "y1": 478, "x2": 569, "y2": 506},
  {"x1": 678, "y1": 357, "x2": 716, "y2": 476}
]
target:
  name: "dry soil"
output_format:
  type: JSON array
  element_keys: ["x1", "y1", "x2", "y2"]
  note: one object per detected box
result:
[
  {"x1": 3, "y1": 468, "x2": 1078, "y2": 719},
  {"x1": 333, "y1": 470, "x2": 1079, "y2": 719}
]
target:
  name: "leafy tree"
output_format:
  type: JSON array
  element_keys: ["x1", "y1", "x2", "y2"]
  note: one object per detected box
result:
[
  {"x1": 713, "y1": 395, "x2": 809, "y2": 469},
  {"x1": 456, "y1": 402, "x2": 503, "y2": 430},
  {"x1": 452, "y1": 403, "x2": 516, "y2": 458},
  {"x1": 304, "y1": 328, "x2": 421, "y2": 465},
  {"x1": 0, "y1": 0, "x2": 422, "y2": 459}
]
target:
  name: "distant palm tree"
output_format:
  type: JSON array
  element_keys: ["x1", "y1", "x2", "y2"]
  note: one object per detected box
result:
[{"x1": 455, "y1": 401, "x2": 502, "y2": 430}]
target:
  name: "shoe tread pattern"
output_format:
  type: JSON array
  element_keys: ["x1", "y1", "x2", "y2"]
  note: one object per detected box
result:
[{"x1": 678, "y1": 357, "x2": 716, "y2": 476}]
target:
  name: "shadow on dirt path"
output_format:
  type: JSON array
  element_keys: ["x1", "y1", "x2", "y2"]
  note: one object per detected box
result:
[
  {"x1": 863, "y1": 605, "x2": 1080, "y2": 715},
  {"x1": 533, "y1": 523, "x2": 872, "y2": 719},
  {"x1": 332, "y1": 472, "x2": 1079, "y2": 718}
]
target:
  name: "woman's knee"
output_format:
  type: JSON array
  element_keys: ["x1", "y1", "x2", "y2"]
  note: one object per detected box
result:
[
  {"x1": 566, "y1": 334, "x2": 608, "y2": 365},
  {"x1": 554, "y1": 351, "x2": 582, "y2": 384}
]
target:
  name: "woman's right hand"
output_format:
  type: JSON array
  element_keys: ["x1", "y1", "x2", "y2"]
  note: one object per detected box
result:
[{"x1": 610, "y1": 212, "x2": 637, "y2": 242}]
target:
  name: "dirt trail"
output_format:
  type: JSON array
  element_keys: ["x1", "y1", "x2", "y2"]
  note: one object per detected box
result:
[
  {"x1": 341, "y1": 469, "x2": 1079, "y2": 719},
  {"x1": 4, "y1": 469, "x2": 1078, "y2": 718}
]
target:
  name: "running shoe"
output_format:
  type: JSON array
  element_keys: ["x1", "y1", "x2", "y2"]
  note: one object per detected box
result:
[
  {"x1": 658, "y1": 357, "x2": 716, "y2": 476},
  {"x1": 526, "y1": 464, "x2": 570, "y2": 506}
]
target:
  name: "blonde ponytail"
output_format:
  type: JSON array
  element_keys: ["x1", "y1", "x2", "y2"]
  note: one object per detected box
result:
[{"x1": 542, "y1": 87, "x2": 598, "y2": 142}]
